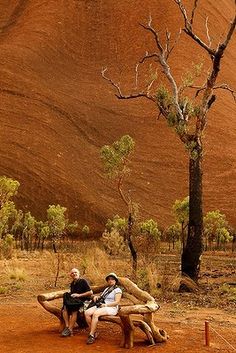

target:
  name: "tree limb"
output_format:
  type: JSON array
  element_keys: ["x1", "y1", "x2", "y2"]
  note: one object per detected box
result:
[
  {"x1": 190, "y1": 0, "x2": 199, "y2": 25},
  {"x1": 213, "y1": 84, "x2": 236, "y2": 102},
  {"x1": 205, "y1": 17, "x2": 212, "y2": 47},
  {"x1": 101, "y1": 67, "x2": 156, "y2": 102},
  {"x1": 174, "y1": 0, "x2": 216, "y2": 56},
  {"x1": 139, "y1": 17, "x2": 184, "y2": 120}
]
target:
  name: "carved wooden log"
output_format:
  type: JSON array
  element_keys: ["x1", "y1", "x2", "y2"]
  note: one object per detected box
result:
[
  {"x1": 122, "y1": 292, "x2": 143, "y2": 305},
  {"x1": 119, "y1": 302, "x2": 159, "y2": 315},
  {"x1": 118, "y1": 277, "x2": 154, "y2": 302},
  {"x1": 119, "y1": 314, "x2": 135, "y2": 348},
  {"x1": 37, "y1": 291, "x2": 65, "y2": 326},
  {"x1": 144, "y1": 312, "x2": 168, "y2": 342},
  {"x1": 99, "y1": 315, "x2": 155, "y2": 347},
  {"x1": 37, "y1": 289, "x2": 67, "y2": 302},
  {"x1": 99, "y1": 315, "x2": 125, "y2": 347},
  {"x1": 133, "y1": 319, "x2": 155, "y2": 346},
  {"x1": 37, "y1": 277, "x2": 168, "y2": 348}
]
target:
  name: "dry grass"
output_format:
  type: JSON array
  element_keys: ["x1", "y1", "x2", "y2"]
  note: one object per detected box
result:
[{"x1": 0, "y1": 242, "x2": 235, "y2": 314}]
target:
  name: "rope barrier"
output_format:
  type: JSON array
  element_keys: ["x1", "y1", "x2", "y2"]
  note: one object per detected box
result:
[{"x1": 210, "y1": 325, "x2": 236, "y2": 351}]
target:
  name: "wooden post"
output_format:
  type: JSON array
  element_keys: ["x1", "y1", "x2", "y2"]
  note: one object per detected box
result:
[{"x1": 205, "y1": 321, "x2": 210, "y2": 346}]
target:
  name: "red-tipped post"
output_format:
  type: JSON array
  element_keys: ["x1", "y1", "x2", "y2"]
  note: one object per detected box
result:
[{"x1": 205, "y1": 320, "x2": 210, "y2": 347}]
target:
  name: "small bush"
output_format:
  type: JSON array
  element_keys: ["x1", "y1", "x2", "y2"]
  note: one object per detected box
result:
[
  {"x1": 8, "y1": 267, "x2": 27, "y2": 281},
  {"x1": 220, "y1": 283, "x2": 236, "y2": 301},
  {"x1": 0, "y1": 234, "x2": 14, "y2": 259},
  {"x1": 136, "y1": 264, "x2": 161, "y2": 296},
  {"x1": 102, "y1": 229, "x2": 127, "y2": 256},
  {"x1": 0, "y1": 286, "x2": 8, "y2": 294}
]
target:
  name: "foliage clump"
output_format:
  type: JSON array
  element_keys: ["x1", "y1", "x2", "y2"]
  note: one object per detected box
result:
[{"x1": 100, "y1": 135, "x2": 135, "y2": 177}]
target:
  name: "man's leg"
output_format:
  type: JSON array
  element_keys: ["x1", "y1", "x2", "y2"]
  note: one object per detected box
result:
[
  {"x1": 62, "y1": 308, "x2": 69, "y2": 327},
  {"x1": 68, "y1": 311, "x2": 77, "y2": 332},
  {"x1": 61, "y1": 308, "x2": 73, "y2": 337}
]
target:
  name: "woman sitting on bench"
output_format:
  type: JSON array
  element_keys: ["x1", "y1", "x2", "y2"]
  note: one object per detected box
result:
[{"x1": 85, "y1": 272, "x2": 122, "y2": 344}]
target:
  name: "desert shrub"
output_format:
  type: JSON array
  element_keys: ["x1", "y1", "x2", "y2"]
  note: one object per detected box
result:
[
  {"x1": 8, "y1": 267, "x2": 27, "y2": 281},
  {"x1": 204, "y1": 210, "x2": 232, "y2": 250},
  {"x1": 0, "y1": 286, "x2": 8, "y2": 294},
  {"x1": 79, "y1": 246, "x2": 111, "y2": 284},
  {"x1": 102, "y1": 229, "x2": 127, "y2": 256},
  {"x1": 0, "y1": 201, "x2": 18, "y2": 239},
  {"x1": 47, "y1": 204, "x2": 67, "y2": 251},
  {"x1": 82, "y1": 225, "x2": 90, "y2": 235},
  {"x1": 135, "y1": 219, "x2": 161, "y2": 261},
  {"x1": 164, "y1": 223, "x2": 181, "y2": 250},
  {"x1": 136, "y1": 263, "x2": 161, "y2": 296},
  {"x1": 220, "y1": 283, "x2": 236, "y2": 301},
  {"x1": 0, "y1": 234, "x2": 14, "y2": 259}
]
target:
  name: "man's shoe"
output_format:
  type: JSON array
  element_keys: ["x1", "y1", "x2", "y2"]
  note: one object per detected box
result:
[
  {"x1": 87, "y1": 334, "x2": 95, "y2": 344},
  {"x1": 61, "y1": 327, "x2": 72, "y2": 337}
]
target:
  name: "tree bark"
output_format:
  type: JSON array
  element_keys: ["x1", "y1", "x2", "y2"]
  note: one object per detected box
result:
[
  {"x1": 127, "y1": 213, "x2": 137, "y2": 276},
  {"x1": 181, "y1": 148, "x2": 203, "y2": 281}
]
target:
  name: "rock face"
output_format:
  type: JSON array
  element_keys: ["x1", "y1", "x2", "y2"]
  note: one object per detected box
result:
[{"x1": 0, "y1": 0, "x2": 235, "y2": 231}]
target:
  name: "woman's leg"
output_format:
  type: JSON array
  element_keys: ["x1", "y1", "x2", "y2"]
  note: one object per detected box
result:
[
  {"x1": 89, "y1": 307, "x2": 108, "y2": 336},
  {"x1": 84, "y1": 306, "x2": 97, "y2": 329}
]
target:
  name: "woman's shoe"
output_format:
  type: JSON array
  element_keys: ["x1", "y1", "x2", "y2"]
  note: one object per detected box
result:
[{"x1": 86, "y1": 334, "x2": 95, "y2": 344}]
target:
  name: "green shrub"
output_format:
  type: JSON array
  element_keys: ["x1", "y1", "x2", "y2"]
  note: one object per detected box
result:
[
  {"x1": 0, "y1": 286, "x2": 7, "y2": 294},
  {"x1": 102, "y1": 229, "x2": 127, "y2": 256},
  {"x1": 8, "y1": 267, "x2": 27, "y2": 281}
]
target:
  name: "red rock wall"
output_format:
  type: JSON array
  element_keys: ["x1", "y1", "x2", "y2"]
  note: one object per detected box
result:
[{"x1": 0, "y1": 0, "x2": 235, "y2": 231}]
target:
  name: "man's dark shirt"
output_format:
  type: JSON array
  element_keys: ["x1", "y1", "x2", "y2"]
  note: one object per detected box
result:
[{"x1": 70, "y1": 278, "x2": 91, "y2": 301}]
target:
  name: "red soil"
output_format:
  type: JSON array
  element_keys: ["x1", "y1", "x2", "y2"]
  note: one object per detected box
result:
[
  {"x1": 0, "y1": 302, "x2": 235, "y2": 353},
  {"x1": 0, "y1": 0, "x2": 236, "y2": 230}
]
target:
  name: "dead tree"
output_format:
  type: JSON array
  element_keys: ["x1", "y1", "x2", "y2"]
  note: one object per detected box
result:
[{"x1": 102, "y1": 0, "x2": 236, "y2": 282}]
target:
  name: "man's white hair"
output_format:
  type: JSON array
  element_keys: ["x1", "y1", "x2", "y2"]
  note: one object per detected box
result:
[{"x1": 70, "y1": 268, "x2": 80, "y2": 275}]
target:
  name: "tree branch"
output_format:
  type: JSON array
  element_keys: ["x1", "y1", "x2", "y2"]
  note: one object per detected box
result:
[
  {"x1": 190, "y1": 0, "x2": 199, "y2": 25},
  {"x1": 217, "y1": 11, "x2": 236, "y2": 52},
  {"x1": 139, "y1": 17, "x2": 184, "y2": 120},
  {"x1": 174, "y1": 0, "x2": 216, "y2": 56},
  {"x1": 205, "y1": 17, "x2": 212, "y2": 47},
  {"x1": 165, "y1": 28, "x2": 182, "y2": 60},
  {"x1": 194, "y1": 83, "x2": 236, "y2": 103},
  {"x1": 101, "y1": 67, "x2": 155, "y2": 102},
  {"x1": 213, "y1": 84, "x2": 236, "y2": 102}
]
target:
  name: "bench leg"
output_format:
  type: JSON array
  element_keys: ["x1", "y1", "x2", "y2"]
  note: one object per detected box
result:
[{"x1": 120, "y1": 315, "x2": 135, "y2": 348}]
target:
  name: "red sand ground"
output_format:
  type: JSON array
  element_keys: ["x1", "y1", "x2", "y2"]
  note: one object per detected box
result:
[{"x1": 0, "y1": 302, "x2": 235, "y2": 353}]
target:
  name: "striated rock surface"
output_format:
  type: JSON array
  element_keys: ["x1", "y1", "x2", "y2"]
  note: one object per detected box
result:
[{"x1": 0, "y1": 0, "x2": 235, "y2": 231}]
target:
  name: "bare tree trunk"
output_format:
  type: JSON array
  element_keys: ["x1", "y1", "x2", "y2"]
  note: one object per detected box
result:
[
  {"x1": 54, "y1": 253, "x2": 61, "y2": 287},
  {"x1": 182, "y1": 149, "x2": 203, "y2": 281},
  {"x1": 127, "y1": 213, "x2": 137, "y2": 277},
  {"x1": 232, "y1": 234, "x2": 236, "y2": 253}
]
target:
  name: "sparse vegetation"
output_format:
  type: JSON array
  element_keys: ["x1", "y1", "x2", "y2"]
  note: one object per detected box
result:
[
  {"x1": 8, "y1": 267, "x2": 27, "y2": 281},
  {"x1": 102, "y1": 1, "x2": 236, "y2": 282}
]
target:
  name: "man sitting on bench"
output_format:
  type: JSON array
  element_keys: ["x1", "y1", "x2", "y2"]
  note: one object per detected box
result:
[{"x1": 61, "y1": 268, "x2": 92, "y2": 337}]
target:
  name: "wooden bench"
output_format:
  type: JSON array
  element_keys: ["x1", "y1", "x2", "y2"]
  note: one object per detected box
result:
[{"x1": 37, "y1": 276, "x2": 168, "y2": 348}]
